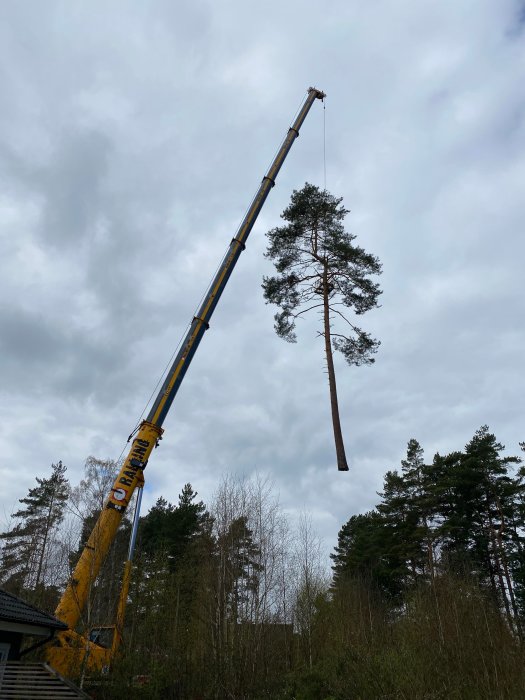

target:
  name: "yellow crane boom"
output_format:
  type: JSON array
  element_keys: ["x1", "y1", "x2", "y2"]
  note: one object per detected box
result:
[{"x1": 46, "y1": 87, "x2": 325, "y2": 676}]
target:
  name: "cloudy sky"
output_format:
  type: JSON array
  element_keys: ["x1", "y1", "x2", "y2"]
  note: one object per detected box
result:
[{"x1": 1, "y1": 1, "x2": 524, "y2": 557}]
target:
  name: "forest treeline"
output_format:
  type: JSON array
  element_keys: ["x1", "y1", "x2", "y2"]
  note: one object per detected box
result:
[{"x1": 1, "y1": 426, "x2": 525, "y2": 699}]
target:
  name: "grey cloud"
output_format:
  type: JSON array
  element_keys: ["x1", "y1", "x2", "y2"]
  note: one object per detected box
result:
[
  {"x1": 0, "y1": 304, "x2": 123, "y2": 400},
  {"x1": 1, "y1": 0, "x2": 524, "y2": 555},
  {"x1": 38, "y1": 131, "x2": 112, "y2": 248},
  {"x1": 0, "y1": 306, "x2": 61, "y2": 366}
]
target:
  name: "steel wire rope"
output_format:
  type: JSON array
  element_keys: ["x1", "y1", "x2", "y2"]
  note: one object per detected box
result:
[
  {"x1": 114, "y1": 320, "x2": 192, "y2": 460},
  {"x1": 117, "y1": 255, "x2": 224, "y2": 456},
  {"x1": 115, "y1": 213, "x2": 250, "y2": 463},
  {"x1": 323, "y1": 96, "x2": 327, "y2": 191},
  {"x1": 112, "y1": 90, "x2": 311, "y2": 466},
  {"x1": 112, "y1": 246, "x2": 237, "y2": 470},
  {"x1": 65, "y1": 90, "x2": 323, "y2": 632},
  {"x1": 96, "y1": 91, "x2": 317, "y2": 626},
  {"x1": 260, "y1": 89, "x2": 309, "y2": 179}
]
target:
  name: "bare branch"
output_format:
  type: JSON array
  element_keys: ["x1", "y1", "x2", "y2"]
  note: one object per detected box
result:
[
  {"x1": 292, "y1": 304, "x2": 324, "y2": 318},
  {"x1": 328, "y1": 306, "x2": 358, "y2": 330}
]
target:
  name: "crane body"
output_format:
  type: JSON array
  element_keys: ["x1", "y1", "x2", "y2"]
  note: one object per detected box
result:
[{"x1": 45, "y1": 87, "x2": 325, "y2": 677}]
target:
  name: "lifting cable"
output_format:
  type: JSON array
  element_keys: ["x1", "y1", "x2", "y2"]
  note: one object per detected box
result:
[
  {"x1": 323, "y1": 96, "x2": 327, "y2": 191},
  {"x1": 118, "y1": 210, "x2": 252, "y2": 458},
  {"x1": 123, "y1": 215, "x2": 246, "y2": 449},
  {"x1": 115, "y1": 89, "x2": 319, "y2": 466}
]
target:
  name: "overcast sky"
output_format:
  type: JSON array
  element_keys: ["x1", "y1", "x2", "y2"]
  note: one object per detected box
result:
[{"x1": 1, "y1": 1, "x2": 524, "y2": 558}]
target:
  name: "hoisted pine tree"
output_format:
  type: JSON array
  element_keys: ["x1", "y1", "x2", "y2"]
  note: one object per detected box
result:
[{"x1": 263, "y1": 184, "x2": 382, "y2": 471}]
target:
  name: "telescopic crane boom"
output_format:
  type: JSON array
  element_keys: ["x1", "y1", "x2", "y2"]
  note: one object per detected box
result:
[{"x1": 46, "y1": 87, "x2": 325, "y2": 675}]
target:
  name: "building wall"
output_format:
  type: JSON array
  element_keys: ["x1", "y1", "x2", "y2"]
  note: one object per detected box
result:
[{"x1": 0, "y1": 631, "x2": 22, "y2": 660}]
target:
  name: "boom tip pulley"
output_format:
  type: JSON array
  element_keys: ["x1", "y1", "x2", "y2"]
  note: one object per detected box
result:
[{"x1": 309, "y1": 86, "x2": 326, "y2": 100}]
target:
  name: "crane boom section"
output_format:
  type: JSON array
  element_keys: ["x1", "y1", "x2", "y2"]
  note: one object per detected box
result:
[
  {"x1": 147, "y1": 87, "x2": 325, "y2": 428},
  {"x1": 53, "y1": 87, "x2": 325, "y2": 634},
  {"x1": 54, "y1": 422, "x2": 161, "y2": 629}
]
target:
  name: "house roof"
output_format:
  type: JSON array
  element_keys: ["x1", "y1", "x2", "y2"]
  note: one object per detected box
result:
[{"x1": 0, "y1": 589, "x2": 67, "y2": 631}]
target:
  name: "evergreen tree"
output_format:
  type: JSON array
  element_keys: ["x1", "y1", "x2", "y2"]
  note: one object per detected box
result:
[
  {"x1": 215, "y1": 515, "x2": 262, "y2": 622},
  {"x1": 331, "y1": 511, "x2": 404, "y2": 599},
  {"x1": 423, "y1": 450, "x2": 463, "y2": 568},
  {"x1": 140, "y1": 483, "x2": 208, "y2": 572},
  {"x1": 333, "y1": 430, "x2": 524, "y2": 619},
  {"x1": 133, "y1": 485, "x2": 213, "y2": 659},
  {"x1": 377, "y1": 470, "x2": 419, "y2": 590},
  {"x1": 374, "y1": 441, "x2": 433, "y2": 592},
  {"x1": 461, "y1": 427, "x2": 521, "y2": 625},
  {"x1": 0, "y1": 461, "x2": 69, "y2": 604},
  {"x1": 511, "y1": 441, "x2": 525, "y2": 618},
  {"x1": 427, "y1": 428, "x2": 521, "y2": 617},
  {"x1": 119, "y1": 485, "x2": 215, "y2": 697},
  {"x1": 399, "y1": 439, "x2": 435, "y2": 580},
  {"x1": 263, "y1": 183, "x2": 382, "y2": 471}
]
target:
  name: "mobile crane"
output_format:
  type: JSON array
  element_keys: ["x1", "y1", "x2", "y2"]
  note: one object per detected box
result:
[{"x1": 45, "y1": 87, "x2": 326, "y2": 677}]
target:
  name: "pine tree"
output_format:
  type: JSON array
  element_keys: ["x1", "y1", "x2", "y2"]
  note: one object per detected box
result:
[
  {"x1": 418, "y1": 429, "x2": 524, "y2": 629},
  {"x1": 0, "y1": 461, "x2": 69, "y2": 603},
  {"x1": 377, "y1": 470, "x2": 418, "y2": 590},
  {"x1": 135, "y1": 484, "x2": 213, "y2": 659},
  {"x1": 140, "y1": 484, "x2": 209, "y2": 572},
  {"x1": 511, "y1": 441, "x2": 525, "y2": 618},
  {"x1": 460, "y1": 427, "x2": 521, "y2": 626},
  {"x1": 215, "y1": 515, "x2": 262, "y2": 623},
  {"x1": 424, "y1": 450, "x2": 464, "y2": 571},
  {"x1": 263, "y1": 183, "x2": 382, "y2": 471},
  {"x1": 399, "y1": 439, "x2": 435, "y2": 580},
  {"x1": 331, "y1": 511, "x2": 404, "y2": 599}
]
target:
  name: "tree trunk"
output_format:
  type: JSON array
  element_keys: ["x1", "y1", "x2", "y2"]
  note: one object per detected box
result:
[
  {"x1": 322, "y1": 264, "x2": 349, "y2": 471},
  {"x1": 487, "y1": 512, "x2": 513, "y2": 627},
  {"x1": 494, "y1": 497, "x2": 522, "y2": 636},
  {"x1": 35, "y1": 493, "x2": 55, "y2": 591}
]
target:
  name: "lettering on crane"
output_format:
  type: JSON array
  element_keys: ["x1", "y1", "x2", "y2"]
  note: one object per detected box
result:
[{"x1": 107, "y1": 438, "x2": 150, "y2": 511}]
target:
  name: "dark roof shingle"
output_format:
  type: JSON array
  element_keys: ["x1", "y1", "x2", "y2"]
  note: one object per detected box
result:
[{"x1": 0, "y1": 589, "x2": 67, "y2": 630}]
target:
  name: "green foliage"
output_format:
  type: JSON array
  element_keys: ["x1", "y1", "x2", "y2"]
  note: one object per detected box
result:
[
  {"x1": 0, "y1": 461, "x2": 68, "y2": 605},
  {"x1": 332, "y1": 427, "x2": 525, "y2": 638},
  {"x1": 140, "y1": 484, "x2": 209, "y2": 572},
  {"x1": 6, "y1": 432, "x2": 525, "y2": 698},
  {"x1": 215, "y1": 514, "x2": 262, "y2": 613},
  {"x1": 95, "y1": 431, "x2": 525, "y2": 697},
  {"x1": 263, "y1": 183, "x2": 382, "y2": 365},
  {"x1": 331, "y1": 511, "x2": 405, "y2": 598},
  {"x1": 281, "y1": 575, "x2": 525, "y2": 700},
  {"x1": 263, "y1": 183, "x2": 382, "y2": 471}
]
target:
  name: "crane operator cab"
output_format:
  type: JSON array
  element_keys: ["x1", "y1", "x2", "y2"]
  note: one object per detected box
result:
[
  {"x1": 89, "y1": 625, "x2": 116, "y2": 650},
  {"x1": 46, "y1": 626, "x2": 115, "y2": 677}
]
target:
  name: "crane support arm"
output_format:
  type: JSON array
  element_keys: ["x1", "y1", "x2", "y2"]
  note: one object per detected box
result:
[
  {"x1": 53, "y1": 86, "x2": 325, "y2": 635},
  {"x1": 54, "y1": 422, "x2": 160, "y2": 629}
]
